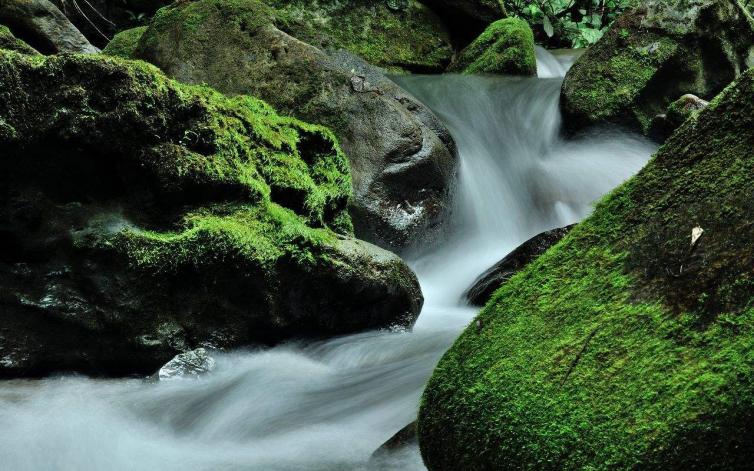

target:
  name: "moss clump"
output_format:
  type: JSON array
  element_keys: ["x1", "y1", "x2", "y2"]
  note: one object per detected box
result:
[
  {"x1": 102, "y1": 26, "x2": 148, "y2": 58},
  {"x1": 561, "y1": 0, "x2": 754, "y2": 136},
  {"x1": 450, "y1": 17, "x2": 536, "y2": 75},
  {"x1": 419, "y1": 68, "x2": 754, "y2": 470},
  {"x1": 265, "y1": 0, "x2": 453, "y2": 72},
  {"x1": 0, "y1": 48, "x2": 352, "y2": 270},
  {"x1": 0, "y1": 24, "x2": 38, "y2": 55}
]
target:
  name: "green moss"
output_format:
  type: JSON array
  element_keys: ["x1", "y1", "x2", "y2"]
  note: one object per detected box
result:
[
  {"x1": 102, "y1": 26, "x2": 148, "y2": 58},
  {"x1": 265, "y1": 0, "x2": 453, "y2": 72},
  {"x1": 0, "y1": 49, "x2": 353, "y2": 273},
  {"x1": 420, "y1": 69, "x2": 754, "y2": 469},
  {"x1": 450, "y1": 17, "x2": 536, "y2": 76}
]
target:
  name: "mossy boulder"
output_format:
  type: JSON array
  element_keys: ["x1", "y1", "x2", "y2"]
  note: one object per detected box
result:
[
  {"x1": 561, "y1": 0, "x2": 754, "y2": 137},
  {"x1": 265, "y1": 0, "x2": 453, "y2": 73},
  {"x1": 0, "y1": 50, "x2": 422, "y2": 377},
  {"x1": 0, "y1": 24, "x2": 39, "y2": 55},
  {"x1": 419, "y1": 68, "x2": 754, "y2": 469},
  {"x1": 649, "y1": 93, "x2": 710, "y2": 140},
  {"x1": 449, "y1": 17, "x2": 536, "y2": 75},
  {"x1": 133, "y1": 0, "x2": 458, "y2": 252},
  {"x1": 102, "y1": 26, "x2": 147, "y2": 59}
]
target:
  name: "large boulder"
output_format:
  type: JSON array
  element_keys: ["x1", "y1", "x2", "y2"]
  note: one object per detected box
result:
[
  {"x1": 420, "y1": 68, "x2": 754, "y2": 469},
  {"x1": 0, "y1": 50, "x2": 422, "y2": 378},
  {"x1": 266, "y1": 0, "x2": 453, "y2": 72},
  {"x1": 449, "y1": 17, "x2": 536, "y2": 75},
  {"x1": 464, "y1": 225, "x2": 572, "y2": 306},
  {"x1": 0, "y1": 0, "x2": 97, "y2": 54},
  {"x1": 102, "y1": 26, "x2": 148, "y2": 59},
  {"x1": 561, "y1": 0, "x2": 754, "y2": 137},
  {"x1": 133, "y1": 0, "x2": 458, "y2": 252}
]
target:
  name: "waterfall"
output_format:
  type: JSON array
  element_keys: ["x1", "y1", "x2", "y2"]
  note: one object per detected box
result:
[{"x1": 0, "y1": 50, "x2": 656, "y2": 471}]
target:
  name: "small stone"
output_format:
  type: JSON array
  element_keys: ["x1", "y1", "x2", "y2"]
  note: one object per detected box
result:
[
  {"x1": 691, "y1": 227, "x2": 704, "y2": 247},
  {"x1": 158, "y1": 348, "x2": 216, "y2": 381}
]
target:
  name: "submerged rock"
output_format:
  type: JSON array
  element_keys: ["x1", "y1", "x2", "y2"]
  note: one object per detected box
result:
[
  {"x1": 0, "y1": 50, "x2": 422, "y2": 378},
  {"x1": 420, "y1": 67, "x2": 754, "y2": 469},
  {"x1": 133, "y1": 0, "x2": 458, "y2": 252},
  {"x1": 561, "y1": 0, "x2": 754, "y2": 136},
  {"x1": 266, "y1": 0, "x2": 453, "y2": 73},
  {"x1": 450, "y1": 18, "x2": 536, "y2": 76},
  {"x1": 158, "y1": 348, "x2": 216, "y2": 381},
  {"x1": 0, "y1": 0, "x2": 98, "y2": 54},
  {"x1": 465, "y1": 225, "x2": 573, "y2": 306}
]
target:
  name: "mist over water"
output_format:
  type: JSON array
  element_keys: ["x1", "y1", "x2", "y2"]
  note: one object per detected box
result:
[{"x1": 0, "y1": 51, "x2": 656, "y2": 471}]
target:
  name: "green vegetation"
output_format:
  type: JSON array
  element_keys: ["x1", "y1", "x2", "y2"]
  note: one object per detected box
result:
[
  {"x1": 0, "y1": 24, "x2": 38, "y2": 55},
  {"x1": 102, "y1": 26, "x2": 147, "y2": 58},
  {"x1": 419, "y1": 68, "x2": 754, "y2": 469},
  {"x1": 506, "y1": 0, "x2": 638, "y2": 47},
  {"x1": 451, "y1": 17, "x2": 536, "y2": 75},
  {"x1": 0, "y1": 49, "x2": 352, "y2": 273}
]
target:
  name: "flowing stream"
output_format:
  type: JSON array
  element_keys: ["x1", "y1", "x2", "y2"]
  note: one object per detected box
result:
[{"x1": 0, "y1": 49, "x2": 656, "y2": 471}]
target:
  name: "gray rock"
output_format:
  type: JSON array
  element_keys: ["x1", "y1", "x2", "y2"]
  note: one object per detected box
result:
[
  {"x1": 158, "y1": 348, "x2": 216, "y2": 381},
  {"x1": 134, "y1": 0, "x2": 458, "y2": 253},
  {"x1": 0, "y1": 0, "x2": 98, "y2": 54}
]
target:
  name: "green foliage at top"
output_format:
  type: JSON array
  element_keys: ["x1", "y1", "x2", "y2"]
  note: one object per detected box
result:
[
  {"x1": 419, "y1": 68, "x2": 754, "y2": 470},
  {"x1": 0, "y1": 49, "x2": 353, "y2": 274},
  {"x1": 507, "y1": 0, "x2": 638, "y2": 47},
  {"x1": 451, "y1": 17, "x2": 536, "y2": 75},
  {"x1": 264, "y1": 0, "x2": 453, "y2": 72}
]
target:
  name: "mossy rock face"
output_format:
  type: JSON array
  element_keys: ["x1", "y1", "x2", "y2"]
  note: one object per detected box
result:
[
  {"x1": 0, "y1": 50, "x2": 422, "y2": 377},
  {"x1": 449, "y1": 17, "x2": 536, "y2": 75},
  {"x1": 561, "y1": 0, "x2": 754, "y2": 137},
  {"x1": 265, "y1": 0, "x2": 453, "y2": 73},
  {"x1": 0, "y1": 24, "x2": 38, "y2": 55},
  {"x1": 419, "y1": 69, "x2": 754, "y2": 470},
  {"x1": 134, "y1": 0, "x2": 458, "y2": 252},
  {"x1": 102, "y1": 26, "x2": 148, "y2": 58}
]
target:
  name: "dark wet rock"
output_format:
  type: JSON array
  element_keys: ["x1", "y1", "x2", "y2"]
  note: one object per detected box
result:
[
  {"x1": 157, "y1": 348, "x2": 216, "y2": 381},
  {"x1": 133, "y1": 0, "x2": 458, "y2": 253},
  {"x1": 465, "y1": 225, "x2": 573, "y2": 306},
  {"x1": 561, "y1": 0, "x2": 754, "y2": 136},
  {"x1": 0, "y1": 0, "x2": 97, "y2": 54},
  {"x1": 422, "y1": 0, "x2": 505, "y2": 32},
  {"x1": 0, "y1": 50, "x2": 423, "y2": 378},
  {"x1": 648, "y1": 93, "x2": 710, "y2": 141},
  {"x1": 449, "y1": 17, "x2": 536, "y2": 75}
]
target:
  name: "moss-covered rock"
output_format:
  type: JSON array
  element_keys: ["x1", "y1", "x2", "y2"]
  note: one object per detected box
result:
[
  {"x1": 649, "y1": 93, "x2": 710, "y2": 140},
  {"x1": 0, "y1": 50, "x2": 422, "y2": 377},
  {"x1": 561, "y1": 0, "x2": 754, "y2": 137},
  {"x1": 102, "y1": 26, "x2": 147, "y2": 58},
  {"x1": 266, "y1": 0, "x2": 452, "y2": 73},
  {"x1": 0, "y1": 24, "x2": 39, "y2": 54},
  {"x1": 419, "y1": 68, "x2": 754, "y2": 470},
  {"x1": 449, "y1": 17, "x2": 536, "y2": 75},
  {"x1": 134, "y1": 0, "x2": 458, "y2": 252}
]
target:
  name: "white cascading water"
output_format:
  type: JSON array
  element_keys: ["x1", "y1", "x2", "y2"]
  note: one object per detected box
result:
[{"x1": 0, "y1": 48, "x2": 656, "y2": 471}]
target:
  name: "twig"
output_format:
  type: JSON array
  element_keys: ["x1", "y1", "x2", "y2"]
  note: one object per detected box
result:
[{"x1": 560, "y1": 326, "x2": 600, "y2": 388}]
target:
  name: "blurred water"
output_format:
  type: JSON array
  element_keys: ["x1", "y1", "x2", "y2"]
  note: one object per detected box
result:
[{"x1": 0, "y1": 50, "x2": 655, "y2": 471}]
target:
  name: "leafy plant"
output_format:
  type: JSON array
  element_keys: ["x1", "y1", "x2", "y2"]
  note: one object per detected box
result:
[{"x1": 506, "y1": 0, "x2": 637, "y2": 47}]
